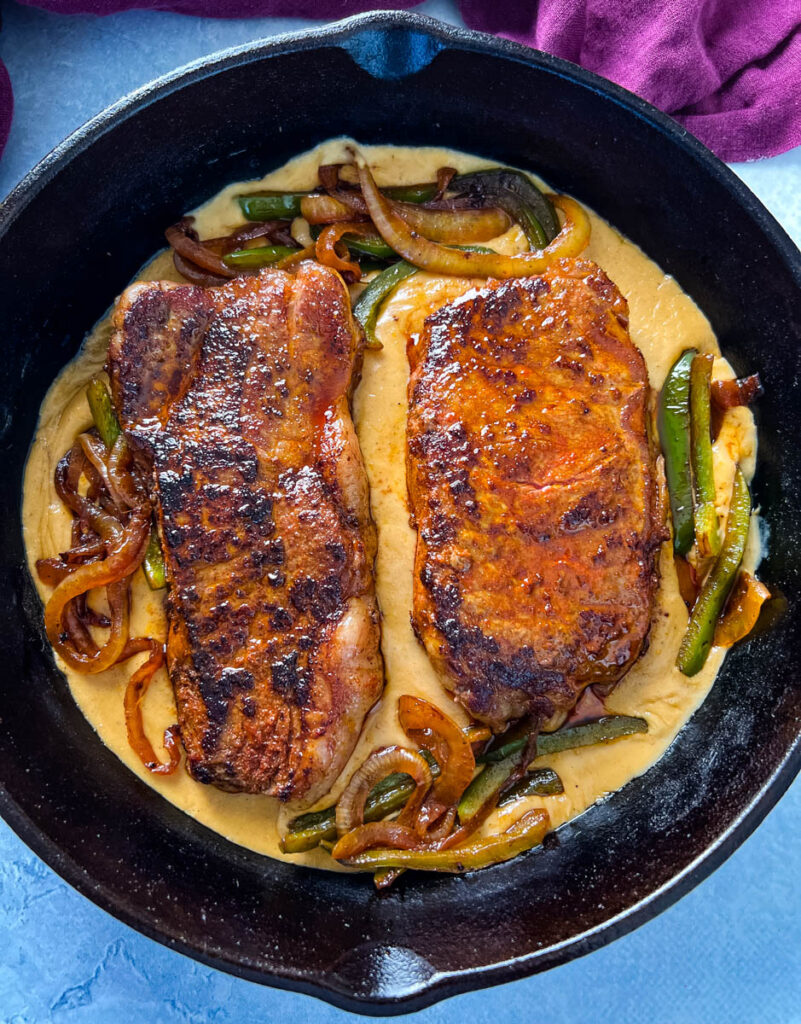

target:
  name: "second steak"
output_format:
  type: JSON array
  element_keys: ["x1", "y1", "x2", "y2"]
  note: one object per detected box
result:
[{"x1": 406, "y1": 258, "x2": 663, "y2": 731}]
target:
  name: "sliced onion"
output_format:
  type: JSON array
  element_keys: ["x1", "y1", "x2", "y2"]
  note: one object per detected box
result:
[
  {"x1": 335, "y1": 745, "x2": 433, "y2": 837},
  {"x1": 291, "y1": 217, "x2": 314, "y2": 248},
  {"x1": 562, "y1": 686, "x2": 607, "y2": 727},
  {"x1": 714, "y1": 571, "x2": 770, "y2": 648},
  {"x1": 107, "y1": 435, "x2": 146, "y2": 509},
  {"x1": 421, "y1": 805, "x2": 457, "y2": 842},
  {"x1": 389, "y1": 202, "x2": 510, "y2": 243},
  {"x1": 165, "y1": 218, "x2": 235, "y2": 278},
  {"x1": 331, "y1": 820, "x2": 420, "y2": 861},
  {"x1": 54, "y1": 446, "x2": 89, "y2": 516},
  {"x1": 74, "y1": 593, "x2": 110, "y2": 628},
  {"x1": 64, "y1": 538, "x2": 106, "y2": 564},
  {"x1": 464, "y1": 724, "x2": 492, "y2": 747},
  {"x1": 36, "y1": 558, "x2": 72, "y2": 587},
  {"x1": 63, "y1": 599, "x2": 97, "y2": 657},
  {"x1": 433, "y1": 166, "x2": 457, "y2": 201},
  {"x1": 120, "y1": 637, "x2": 180, "y2": 775},
  {"x1": 173, "y1": 252, "x2": 229, "y2": 287},
  {"x1": 398, "y1": 695, "x2": 475, "y2": 812},
  {"x1": 210, "y1": 219, "x2": 293, "y2": 248},
  {"x1": 675, "y1": 554, "x2": 700, "y2": 611},
  {"x1": 356, "y1": 156, "x2": 590, "y2": 278},
  {"x1": 318, "y1": 163, "x2": 344, "y2": 191},
  {"x1": 314, "y1": 221, "x2": 367, "y2": 280},
  {"x1": 302, "y1": 188, "x2": 509, "y2": 242},
  {"x1": 78, "y1": 433, "x2": 129, "y2": 511},
  {"x1": 43, "y1": 506, "x2": 150, "y2": 673},
  {"x1": 301, "y1": 193, "x2": 365, "y2": 225},
  {"x1": 44, "y1": 401, "x2": 173, "y2": 773},
  {"x1": 276, "y1": 245, "x2": 316, "y2": 270},
  {"x1": 712, "y1": 374, "x2": 763, "y2": 410}
]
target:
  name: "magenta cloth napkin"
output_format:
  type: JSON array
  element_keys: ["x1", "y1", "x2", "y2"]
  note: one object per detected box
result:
[{"x1": 2, "y1": 0, "x2": 800, "y2": 164}]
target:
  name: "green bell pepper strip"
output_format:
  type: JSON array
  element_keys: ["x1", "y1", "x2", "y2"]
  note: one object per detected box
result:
[
  {"x1": 450, "y1": 169, "x2": 558, "y2": 247},
  {"x1": 339, "y1": 809, "x2": 549, "y2": 874},
  {"x1": 457, "y1": 753, "x2": 519, "y2": 822},
  {"x1": 223, "y1": 245, "x2": 297, "y2": 269},
  {"x1": 690, "y1": 352, "x2": 722, "y2": 558},
  {"x1": 383, "y1": 183, "x2": 439, "y2": 204},
  {"x1": 86, "y1": 377, "x2": 121, "y2": 449},
  {"x1": 308, "y1": 224, "x2": 397, "y2": 262},
  {"x1": 312, "y1": 214, "x2": 515, "y2": 267},
  {"x1": 460, "y1": 717, "x2": 645, "y2": 822},
  {"x1": 341, "y1": 235, "x2": 396, "y2": 260},
  {"x1": 497, "y1": 768, "x2": 564, "y2": 805},
  {"x1": 142, "y1": 529, "x2": 167, "y2": 590},
  {"x1": 238, "y1": 183, "x2": 438, "y2": 223},
  {"x1": 281, "y1": 755, "x2": 442, "y2": 854},
  {"x1": 353, "y1": 260, "x2": 418, "y2": 349},
  {"x1": 677, "y1": 468, "x2": 751, "y2": 676},
  {"x1": 476, "y1": 714, "x2": 649, "y2": 765},
  {"x1": 353, "y1": 244, "x2": 496, "y2": 350},
  {"x1": 86, "y1": 377, "x2": 167, "y2": 592},
  {"x1": 237, "y1": 192, "x2": 307, "y2": 221},
  {"x1": 658, "y1": 349, "x2": 696, "y2": 555},
  {"x1": 355, "y1": 258, "x2": 389, "y2": 276}
]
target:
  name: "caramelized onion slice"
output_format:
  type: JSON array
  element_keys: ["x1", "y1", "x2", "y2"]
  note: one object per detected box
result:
[
  {"x1": 63, "y1": 599, "x2": 98, "y2": 658},
  {"x1": 120, "y1": 638, "x2": 180, "y2": 775},
  {"x1": 302, "y1": 189, "x2": 509, "y2": 243},
  {"x1": 398, "y1": 695, "x2": 475, "y2": 813},
  {"x1": 335, "y1": 745, "x2": 433, "y2": 838},
  {"x1": 165, "y1": 218, "x2": 235, "y2": 278},
  {"x1": 43, "y1": 506, "x2": 150, "y2": 673},
  {"x1": 434, "y1": 165, "x2": 457, "y2": 200},
  {"x1": 675, "y1": 554, "x2": 700, "y2": 611},
  {"x1": 390, "y1": 202, "x2": 510, "y2": 243},
  {"x1": 331, "y1": 820, "x2": 420, "y2": 861},
  {"x1": 714, "y1": 571, "x2": 770, "y2": 648},
  {"x1": 276, "y1": 245, "x2": 316, "y2": 270},
  {"x1": 173, "y1": 252, "x2": 230, "y2": 287},
  {"x1": 712, "y1": 374, "x2": 763, "y2": 410},
  {"x1": 107, "y1": 434, "x2": 146, "y2": 508},
  {"x1": 314, "y1": 221, "x2": 370, "y2": 280},
  {"x1": 78, "y1": 433, "x2": 141, "y2": 511},
  {"x1": 301, "y1": 193, "x2": 365, "y2": 225},
  {"x1": 356, "y1": 155, "x2": 590, "y2": 278},
  {"x1": 339, "y1": 808, "x2": 550, "y2": 874}
]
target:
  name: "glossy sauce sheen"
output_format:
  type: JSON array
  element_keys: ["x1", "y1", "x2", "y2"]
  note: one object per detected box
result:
[{"x1": 22, "y1": 141, "x2": 758, "y2": 870}]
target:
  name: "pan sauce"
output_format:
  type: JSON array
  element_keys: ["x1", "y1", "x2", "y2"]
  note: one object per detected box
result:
[{"x1": 22, "y1": 140, "x2": 759, "y2": 871}]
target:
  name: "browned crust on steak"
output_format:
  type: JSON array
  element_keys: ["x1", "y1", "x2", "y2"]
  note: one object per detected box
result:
[
  {"x1": 108, "y1": 263, "x2": 382, "y2": 800},
  {"x1": 406, "y1": 257, "x2": 662, "y2": 731}
]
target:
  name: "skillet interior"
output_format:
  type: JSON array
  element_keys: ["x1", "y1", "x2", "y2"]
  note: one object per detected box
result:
[{"x1": 0, "y1": 12, "x2": 799, "y2": 1014}]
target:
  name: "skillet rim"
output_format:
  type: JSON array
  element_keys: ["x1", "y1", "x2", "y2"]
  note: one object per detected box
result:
[{"x1": 1, "y1": 10, "x2": 800, "y2": 1014}]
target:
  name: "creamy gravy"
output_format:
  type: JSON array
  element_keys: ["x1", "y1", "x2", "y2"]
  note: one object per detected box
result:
[{"x1": 22, "y1": 140, "x2": 758, "y2": 870}]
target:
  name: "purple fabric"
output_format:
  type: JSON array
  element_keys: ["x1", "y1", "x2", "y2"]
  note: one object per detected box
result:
[
  {"x1": 1, "y1": 1, "x2": 800, "y2": 163},
  {"x1": 461, "y1": 0, "x2": 801, "y2": 162}
]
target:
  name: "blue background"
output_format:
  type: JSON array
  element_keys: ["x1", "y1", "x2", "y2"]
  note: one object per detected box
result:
[{"x1": 1, "y1": 2, "x2": 800, "y2": 1020}]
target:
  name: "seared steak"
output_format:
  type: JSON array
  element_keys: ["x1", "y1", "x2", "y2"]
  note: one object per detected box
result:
[
  {"x1": 108, "y1": 263, "x2": 382, "y2": 800},
  {"x1": 406, "y1": 258, "x2": 662, "y2": 731}
]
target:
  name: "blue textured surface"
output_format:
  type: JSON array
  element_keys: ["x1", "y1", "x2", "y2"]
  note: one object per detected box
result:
[{"x1": 1, "y1": 3, "x2": 800, "y2": 1020}]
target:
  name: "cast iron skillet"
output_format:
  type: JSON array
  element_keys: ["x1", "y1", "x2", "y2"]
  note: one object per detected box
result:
[{"x1": 0, "y1": 11, "x2": 799, "y2": 1014}]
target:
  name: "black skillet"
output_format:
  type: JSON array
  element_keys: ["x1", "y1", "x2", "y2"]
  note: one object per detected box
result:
[{"x1": 0, "y1": 11, "x2": 799, "y2": 1014}]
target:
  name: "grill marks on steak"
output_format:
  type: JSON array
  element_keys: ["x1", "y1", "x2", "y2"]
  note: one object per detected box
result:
[
  {"x1": 108, "y1": 264, "x2": 382, "y2": 800},
  {"x1": 407, "y1": 258, "x2": 663, "y2": 731}
]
